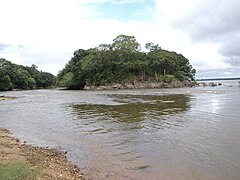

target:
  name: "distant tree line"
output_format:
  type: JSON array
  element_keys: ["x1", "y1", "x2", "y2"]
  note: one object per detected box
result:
[
  {"x1": 57, "y1": 35, "x2": 196, "y2": 90},
  {"x1": 0, "y1": 58, "x2": 55, "y2": 91}
]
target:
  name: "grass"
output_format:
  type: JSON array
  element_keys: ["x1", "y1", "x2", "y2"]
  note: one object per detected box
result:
[{"x1": 0, "y1": 160, "x2": 38, "y2": 180}]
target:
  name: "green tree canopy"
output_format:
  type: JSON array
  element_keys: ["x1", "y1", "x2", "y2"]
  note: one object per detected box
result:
[
  {"x1": 0, "y1": 58, "x2": 55, "y2": 91},
  {"x1": 112, "y1": 35, "x2": 140, "y2": 52}
]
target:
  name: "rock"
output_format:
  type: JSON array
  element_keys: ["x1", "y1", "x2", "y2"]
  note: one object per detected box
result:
[{"x1": 209, "y1": 82, "x2": 217, "y2": 87}]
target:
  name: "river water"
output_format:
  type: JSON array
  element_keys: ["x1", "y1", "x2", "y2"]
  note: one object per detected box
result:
[{"x1": 0, "y1": 80, "x2": 240, "y2": 179}]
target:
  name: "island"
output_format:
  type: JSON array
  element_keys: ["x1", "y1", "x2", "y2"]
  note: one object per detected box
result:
[{"x1": 57, "y1": 35, "x2": 196, "y2": 90}]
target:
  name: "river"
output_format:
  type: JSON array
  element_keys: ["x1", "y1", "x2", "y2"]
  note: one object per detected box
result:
[{"x1": 0, "y1": 80, "x2": 240, "y2": 179}]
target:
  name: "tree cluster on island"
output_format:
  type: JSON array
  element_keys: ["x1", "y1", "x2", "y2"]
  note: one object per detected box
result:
[
  {"x1": 57, "y1": 35, "x2": 196, "y2": 90},
  {"x1": 0, "y1": 58, "x2": 55, "y2": 91}
]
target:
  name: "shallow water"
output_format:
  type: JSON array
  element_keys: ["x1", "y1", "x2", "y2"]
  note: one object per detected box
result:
[{"x1": 0, "y1": 80, "x2": 240, "y2": 179}]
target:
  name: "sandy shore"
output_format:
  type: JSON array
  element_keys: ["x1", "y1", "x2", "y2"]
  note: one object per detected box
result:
[{"x1": 0, "y1": 128, "x2": 84, "y2": 180}]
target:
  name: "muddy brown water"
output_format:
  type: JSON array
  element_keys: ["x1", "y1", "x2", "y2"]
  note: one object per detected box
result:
[{"x1": 0, "y1": 80, "x2": 240, "y2": 179}]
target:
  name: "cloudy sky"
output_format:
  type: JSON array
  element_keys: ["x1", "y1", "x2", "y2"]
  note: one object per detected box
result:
[{"x1": 0, "y1": 0, "x2": 239, "y2": 78}]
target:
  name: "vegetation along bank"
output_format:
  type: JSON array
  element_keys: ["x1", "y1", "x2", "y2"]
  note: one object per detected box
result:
[{"x1": 0, "y1": 58, "x2": 55, "y2": 91}]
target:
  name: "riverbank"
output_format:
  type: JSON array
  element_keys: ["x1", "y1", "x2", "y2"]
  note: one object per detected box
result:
[
  {"x1": 84, "y1": 81, "x2": 197, "y2": 90},
  {"x1": 0, "y1": 128, "x2": 84, "y2": 180}
]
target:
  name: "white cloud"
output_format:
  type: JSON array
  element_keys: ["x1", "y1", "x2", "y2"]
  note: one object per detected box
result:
[
  {"x1": 154, "y1": 0, "x2": 240, "y2": 77},
  {"x1": 162, "y1": 0, "x2": 240, "y2": 68},
  {"x1": 223, "y1": 72, "x2": 233, "y2": 76}
]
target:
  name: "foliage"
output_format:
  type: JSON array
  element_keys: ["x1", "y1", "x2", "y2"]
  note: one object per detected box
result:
[
  {"x1": 112, "y1": 34, "x2": 141, "y2": 52},
  {"x1": 0, "y1": 74, "x2": 12, "y2": 91},
  {"x1": 0, "y1": 58, "x2": 55, "y2": 91},
  {"x1": 0, "y1": 161, "x2": 38, "y2": 180},
  {"x1": 145, "y1": 42, "x2": 161, "y2": 52},
  {"x1": 57, "y1": 35, "x2": 196, "y2": 89},
  {"x1": 58, "y1": 72, "x2": 73, "y2": 87}
]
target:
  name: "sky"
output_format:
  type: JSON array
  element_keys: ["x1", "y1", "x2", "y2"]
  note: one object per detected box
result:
[{"x1": 0, "y1": 0, "x2": 239, "y2": 78}]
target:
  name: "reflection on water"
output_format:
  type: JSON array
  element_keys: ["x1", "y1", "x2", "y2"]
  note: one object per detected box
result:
[
  {"x1": 71, "y1": 94, "x2": 190, "y2": 124},
  {"x1": 0, "y1": 83, "x2": 240, "y2": 179}
]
